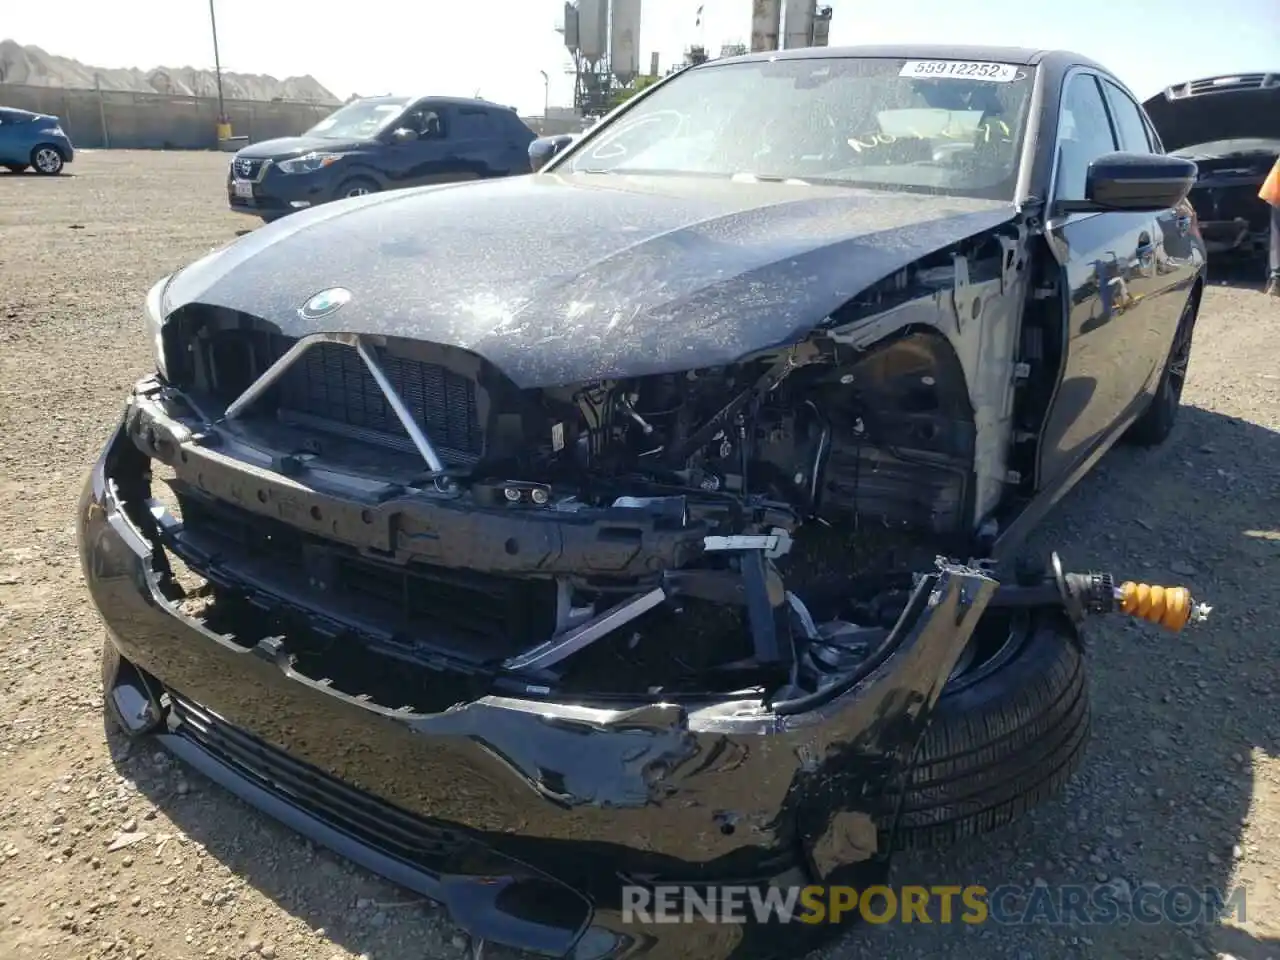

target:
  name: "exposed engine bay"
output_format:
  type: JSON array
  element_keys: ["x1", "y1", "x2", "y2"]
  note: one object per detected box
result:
[{"x1": 115, "y1": 249, "x2": 1039, "y2": 713}]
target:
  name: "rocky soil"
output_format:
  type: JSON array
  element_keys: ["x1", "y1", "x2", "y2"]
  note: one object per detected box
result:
[{"x1": 1, "y1": 152, "x2": 1278, "y2": 960}]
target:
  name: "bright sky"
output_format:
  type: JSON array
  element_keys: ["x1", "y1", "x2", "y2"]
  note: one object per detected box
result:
[{"x1": 5, "y1": 0, "x2": 1278, "y2": 115}]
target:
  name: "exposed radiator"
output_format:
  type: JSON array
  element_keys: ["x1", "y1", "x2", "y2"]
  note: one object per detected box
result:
[
  {"x1": 269, "y1": 339, "x2": 484, "y2": 458},
  {"x1": 195, "y1": 330, "x2": 485, "y2": 462}
]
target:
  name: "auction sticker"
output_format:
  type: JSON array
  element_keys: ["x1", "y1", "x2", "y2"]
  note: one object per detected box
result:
[{"x1": 899, "y1": 60, "x2": 1019, "y2": 82}]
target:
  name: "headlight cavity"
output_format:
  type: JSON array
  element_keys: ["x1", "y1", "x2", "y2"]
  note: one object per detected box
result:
[{"x1": 143, "y1": 276, "x2": 170, "y2": 380}]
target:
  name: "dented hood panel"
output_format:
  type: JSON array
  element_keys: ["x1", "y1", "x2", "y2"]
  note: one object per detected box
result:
[{"x1": 161, "y1": 172, "x2": 1015, "y2": 387}]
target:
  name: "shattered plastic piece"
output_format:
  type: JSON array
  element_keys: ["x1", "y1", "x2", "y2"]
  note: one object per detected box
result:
[{"x1": 107, "y1": 831, "x2": 149, "y2": 852}]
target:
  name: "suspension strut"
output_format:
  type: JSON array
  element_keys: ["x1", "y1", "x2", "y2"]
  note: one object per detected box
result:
[{"x1": 989, "y1": 552, "x2": 1212, "y2": 632}]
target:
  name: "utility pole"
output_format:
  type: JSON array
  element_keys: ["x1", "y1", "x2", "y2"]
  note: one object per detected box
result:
[
  {"x1": 94, "y1": 73, "x2": 110, "y2": 148},
  {"x1": 539, "y1": 70, "x2": 549, "y2": 118},
  {"x1": 208, "y1": 0, "x2": 230, "y2": 141}
]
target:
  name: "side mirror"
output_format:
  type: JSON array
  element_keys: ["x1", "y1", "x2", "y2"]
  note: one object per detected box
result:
[
  {"x1": 391, "y1": 127, "x2": 418, "y2": 143},
  {"x1": 1063, "y1": 152, "x2": 1197, "y2": 214},
  {"x1": 529, "y1": 134, "x2": 576, "y2": 171}
]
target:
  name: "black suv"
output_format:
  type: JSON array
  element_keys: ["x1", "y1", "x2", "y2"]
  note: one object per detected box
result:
[{"x1": 227, "y1": 95, "x2": 537, "y2": 223}]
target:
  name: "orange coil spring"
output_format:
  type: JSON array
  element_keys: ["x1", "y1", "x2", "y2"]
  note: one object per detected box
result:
[{"x1": 1117, "y1": 582, "x2": 1193, "y2": 631}]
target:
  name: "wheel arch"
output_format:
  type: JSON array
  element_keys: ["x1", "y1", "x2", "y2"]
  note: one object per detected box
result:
[
  {"x1": 798, "y1": 322, "x2": 981, "y2": 540},
  {"x1": 31, "y1": 141, "x2": 68, "y2": 160},
  {"x1": 335, "y1": 168, "x2": 387, "y2": 193},
  {"x1": 818, "y1": 222, "x2": 1035, "y2": 540}
]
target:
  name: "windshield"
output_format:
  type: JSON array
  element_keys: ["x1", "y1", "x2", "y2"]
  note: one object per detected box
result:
[
  {"x1": 305, "y1": 98, "x2": 412, "y2": 140},
  {"x1": 566, "y1": 57, "x2": 1036, "y2": 200},
  {"x1": 1171, "y1": 137, "x2": 1280, "y2": 159}
]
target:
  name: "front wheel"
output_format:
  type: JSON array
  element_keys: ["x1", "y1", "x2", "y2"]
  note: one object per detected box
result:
[
  {"x1": 334, "y1": 177, "x2": 379, "y2": 200},
  {"x1": 31, "y1": 146, "x2": 64, "y2": 175},
  {"x1": 1125, "y1": 286, "x2": 1200, "y2": 447},
  {"x1": 878, "y1": 608, "x2": 1089, "y2": 848}
]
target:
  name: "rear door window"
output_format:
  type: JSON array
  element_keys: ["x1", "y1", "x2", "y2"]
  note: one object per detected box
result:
[
  {"x1": 1100, "y1": 80, "x2": 1155, "y2": 153},
  {"x1": 452, "y1": 109, "x2": 498, "y2": 141},
  {"x1": 498, "y1": 111, "x2": 534, "y2": 141}
]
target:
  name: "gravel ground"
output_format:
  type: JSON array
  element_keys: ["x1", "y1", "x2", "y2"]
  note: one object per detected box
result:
[{"x1": 1, "y1": 151, "x2": 1279, "y2": 960}]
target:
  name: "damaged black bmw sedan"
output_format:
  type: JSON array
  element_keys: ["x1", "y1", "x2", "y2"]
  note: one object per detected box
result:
[{"x1": 79, "y1": 45, "x2": 1212, "y2": 959}]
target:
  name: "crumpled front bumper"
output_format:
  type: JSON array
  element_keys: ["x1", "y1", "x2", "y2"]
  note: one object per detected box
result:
[{"x1": 78, "y1": 411, "x2": 997, "y2": 960}]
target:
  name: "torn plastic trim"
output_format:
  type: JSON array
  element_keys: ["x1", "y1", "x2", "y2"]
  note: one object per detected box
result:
[{"x1": 771, "y1": 560, "x2": 997, "y2": 716}]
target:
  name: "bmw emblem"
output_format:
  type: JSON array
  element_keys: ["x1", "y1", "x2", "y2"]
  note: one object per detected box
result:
[{"x1": 299, "y1": 287, "x2": 352, "y2": 320}]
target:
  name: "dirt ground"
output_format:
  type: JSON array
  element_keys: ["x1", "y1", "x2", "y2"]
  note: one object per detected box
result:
[{"x1": 1, "y1": 151, "x2": 1278, "y2": 960}]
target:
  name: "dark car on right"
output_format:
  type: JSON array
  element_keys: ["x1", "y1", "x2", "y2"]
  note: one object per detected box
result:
[
  {"x1": 1143, "y1": 72, "x2": 1280, "y2": 262},
  {"x1": 227, "y1": 95, "x2": 537, "y2": 223}
]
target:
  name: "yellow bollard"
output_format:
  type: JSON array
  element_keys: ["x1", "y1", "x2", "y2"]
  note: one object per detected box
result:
[{"x1": 216, "y1": 120, "x2": 232, "y2": 142}]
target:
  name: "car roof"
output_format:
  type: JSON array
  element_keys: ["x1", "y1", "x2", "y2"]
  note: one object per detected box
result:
[
  {"x1": 353, "y1": 94, "x2": 515, "y2": 111},
  {"x1": 711, "y1": 44, "x2": 1107, "y2": 74},
  {"x1": 426, "y1": 96, "x2": 518, "y2": 111}
]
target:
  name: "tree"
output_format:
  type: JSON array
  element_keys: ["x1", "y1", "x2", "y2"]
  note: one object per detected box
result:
[{"x1": 608, "y1": 74, "x2": 660, "y2": 109}]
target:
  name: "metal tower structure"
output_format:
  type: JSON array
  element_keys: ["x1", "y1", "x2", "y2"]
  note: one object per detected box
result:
[
  {"x1": 755, "y1": 0, "x2": 832, "y2": 52},
  {"x1": 558, "y1": 0, "x2": 645, "y2": 117}
]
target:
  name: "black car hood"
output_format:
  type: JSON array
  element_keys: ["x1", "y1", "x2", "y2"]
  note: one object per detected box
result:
[
  {"x1": 234, "y1": 135, "x2": 372, "y2": 160},
  {"x1": 162, "y1": 173, "x2": 1016, "y2": 388},
  {"x1": 1143, "y1": 83, "x2": 1280, "y2": 154}
]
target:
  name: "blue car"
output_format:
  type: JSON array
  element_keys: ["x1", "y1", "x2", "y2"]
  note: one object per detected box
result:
[{"x1": 0, "y1": 107, "x2": 75, "y2": 175}]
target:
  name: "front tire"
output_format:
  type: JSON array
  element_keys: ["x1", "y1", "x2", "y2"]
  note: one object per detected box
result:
[
  {"x1": 1125, "y1": 285, "x2": 1200, "y2": 447},
  {"x1": 880, "y1": 609, "x2": 1089, "y2": 848},
  {"x1": 31, "y1": 145, "x2": 64, "y2": 175},
  {"x1": 335, "y1": 177, "x2": 379, "y2": 200}
]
